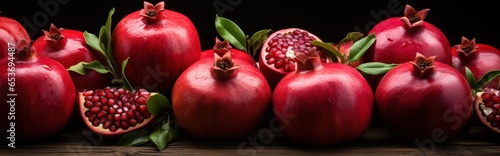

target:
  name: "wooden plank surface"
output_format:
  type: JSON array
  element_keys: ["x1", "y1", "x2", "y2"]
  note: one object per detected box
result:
[{"x1": 1, "y1": 121, "x2": 499, "y2": 156}]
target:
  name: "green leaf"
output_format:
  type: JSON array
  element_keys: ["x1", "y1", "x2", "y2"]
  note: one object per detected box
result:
[
  {"x1": 248, "y1": 29, "x2": 272, "y2": 57},
  {"x1": 338, "y1": 32, "x2": 364, "y2": 47},
  {"x1": 67, "y1": 60, "x2": 110, "y2": 75},
  {"x1": 121, "y1": 57, "x2": 133, "y2": 92},
  {"x1": 215, "y1": 14, "x2": 246, "y2": 51},
  {"x1": 150, "y1": 121, "x2": 176, "y2": 151},
  {"x1": 83, "y1": 31, "x2": 106, "y2": 57},
  {"x1": 116, "y1": 129, "x2": 151, "y2": 146},
  {"x1": 310, "y1": 40, "x2": 342, "y2": 63},
  {"x1": 348, "y1": 33, "x2": 376, "y2": 63},
  {"x1": 102, "y1": 8, "x2": 115, "y2": 62},
  {"x1": 147, "y1": 93, "x2": 170, "y2": 115},
  {"x1": 465, "y1": 67, "x2": 477, "y2": 90},
  {"x1": 356, "y1": 62, "x2": 398, "y2": 75},
  {"x1": 476, "y1": 70, "x2": 500, "y2": 90}
]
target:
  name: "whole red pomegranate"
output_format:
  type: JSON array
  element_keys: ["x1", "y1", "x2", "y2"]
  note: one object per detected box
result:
[
  {"x1": 172, "y1": 50, "x2": 271, "y2": 140},
  {"x1": 33, "y1": 23, "x2": 114, "y2": 92},
  {"x1": 272, "y1": 47, "x2": 373, "y2": 146},
  {"x1": 362, "y1": 4, "x2": 452, "y2": 91},
  {"x1": 1, "y1": 16, "x2": 30, "y2": 59},
  {"x1": 474, "y1": 87, "x2": 500, "y2": 134},
  {"x1": 112, "y1": 1, "x2": 201, "y2": 96},
  {"x1": 78, "y1": 87, "x2": 158, "y2": 138},
  {"x1": 201, "y1": 37, "x2": 256, "y2": 67},
  {"x1": 375, "y1": 53, "x2": 472, "y2": 140},
  {"x1": 259, "y1": 28, "x2": 330, "y2": 90},
  {"x1": 0, "y1": 40, "x2": 76, "y2": 141},
  {"x1": 452, "y1": 36, "x2": 500, "y2": 89}
]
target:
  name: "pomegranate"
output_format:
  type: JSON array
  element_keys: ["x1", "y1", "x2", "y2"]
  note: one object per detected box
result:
[
  {"x1": 362, "y1": 4, "x2": 452, "y2": 91},
  {"x1": 33, "y1": 23, "x2": 114, "y2": 92},
  {"x1": 201, "y1": 37, "x2": 256, "y2": 67},
  {"x1": 272, "y1": 47, "x2": 373, "y2": 146},
  {"x1": 258, "y1": 28, "x2": 329, "y2": 90},
  {"x1": 172, "y1": 50, "x2": 271, "y2": 140},
  {"x1": 474, "y1": 87, "x2": 500, "y2": 134},
  {"x1": 0, "y1": 39, "x2": 76, "y2": 141},
  {"x1": 0, "y1": 16, "x2": 30, "y2": 59},
  {"x1": 78, "y1": 87, "x2": 158, "y2": 138},
  {"x1": 112, "y1": 1, "x2": 201, "y2": 96},
  {"x1": 452, "y1": 36, "x2": 500, "y2": 89},
  {"x1": 375, "y1": 53, "x2": 472, "y2": 140}
]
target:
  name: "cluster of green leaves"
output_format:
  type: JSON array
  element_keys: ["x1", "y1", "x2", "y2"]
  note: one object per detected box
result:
[
  {"x1": 465, "y1": 68, "x2": 500, "y2": 96},
  {"x1": 66, "y1": 7, "x2": 175, "y2": 151}
]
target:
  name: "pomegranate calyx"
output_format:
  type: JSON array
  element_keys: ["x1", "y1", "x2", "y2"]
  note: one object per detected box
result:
[
  {"x1": 410, "y1": 53, "x2": 435, "y2": 77},
  {"x1": 400, "y1": 4, "x2": 429, "y2": 28},
  {"x1": 456, "y1": 36, "x2": 479, "y2": 57},
  {"x1": 213, "y1": 51, "x2": 241, "y2": 80},
  {"x1": 213, "y1": 37, "x2": 232, "y2": 57},
  {"x1": 15, "y1": 39, "x2": 37, "y2": 61},
  {"x1": 43, "y1": 23, "x2": 65, "y2": 42},
  {"x1": 140, "y1": 1, "x2": 166, "y2": 23},
  {"x1": 295, "y1": 46, "x2": 323, "y2": 71}
]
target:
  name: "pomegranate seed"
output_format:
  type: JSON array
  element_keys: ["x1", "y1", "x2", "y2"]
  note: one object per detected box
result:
[
  {"x1": 117, "y1": 88, "x2": 126, "y2": 94},
  {"x1": 108, "y1": 99, "x2": 115, "y2": 105},
  {"x1": 131, "y1": 105, "x2": 137, "y2": 111},
  {"x1": 274, "y1": 60, "x2": 284, "y2": 69},
  {"x1": 136, "y1": 116, "x2": 144, "y2": 123},
  {"x1": 121, "y1": 122, "x2": 130, "y2": 130},
  {"x1": 113, "y1": 91, "x2": 120, "y2": 98},
  {"x1": 84, "y1": 110, "x2": 92, "y2": 117},
  {"x1": 94, "y1": 102, "x2": 102, "y2": 108},
  {"x1": 114, "y1": 121, "x2": 121, "y2": 128},
  {"x1": 100, "y1": 97, "x2": 107, "y2": 104},
  {"x1": 139, "y1": 105, "x2": 148, "y2": 112},
  {"x1": 89, "y1": 115, "x2": 96, "y2": 122},
  {"x1": 97, "y1": 111, "x2": 107, "y2": 118},
  {"x1": 117, "y1": 101, "x2": 123, "y2": 107},
  {"x1": 486, "y1": 101, "x2": 494, "y2": 108},
  {"x1": 120, "y1": 113, "x2": 128, "y2": 121},
  {"x1": 492, "y1": 110, "x2": 498, "y2": 115},
  {"x1": 82, "y1": 90, "x2": 94, "y2": 96},
  {"x1": 124, "y1": 102, "x2": 131, "y2": 108},
  {"x1": 496, "y1": 115, "x2": 500, "y2": 122},
  {"x1": 85, "y1": 96, "x2": 92, "y2": 101},
  {"x1": 109, "y1": 125, "x2": 117, "y2": 132},
  {"x1": 117, "y1": 108, "x2": 123, "y2": 114},
  {"x1": 92, "y1": 120, "x2": 100, "y2": 127},
  {"x1": 90, "y1": 107, "x2": 101, "y2": 114},
  {"x1": 494, "y1": 104, "x2": 500, "y2": 110},
  {"x1": 83, "y1": 101, "x2": 92, "y2": 109},
  {"x1": 107, "y1": 114, "x2": 113, "y2": 121},
  {"x1": 493, "y1": 96, "x2": 500, "y2": 103},
  {"x1": 100, "y1": 118, "x2": 107, "y2": 125},
  {"x1": 92, "y1": 96, "x2": 99, "y2": 102},
  {"x1": 137, "y1": 98, "x2": 146, "y2": 105},
  {"x1": 102, "y1": 105, "x2": 109, "y2": 111},
  {"x1": 267, "y1": 58, "x2": 275, "y2": 64},
  {"x1": 143, "y1": 112, "x2": 151, "y2": 119},
  {"x1": 129, "y1": 119, "x2": 137, "y2": 127},
  {"x1": 487, "y1": 114, "x2": 495, "y2": 122},
  {"x1": 109, "y1": 88, "x2": 116, "y2": 93},
  {"x1": 114, "y1": 114, "x2": 121, "y2": 121},
  {"x1": 107, "y1": 93, "x2": 113, "y2": 99},
  {"x1": 109, "y1": 107, "x2": 116, "y2": 114},
  {"x1": 103, "y1": 121, "x2": 112, "y2": 129}
]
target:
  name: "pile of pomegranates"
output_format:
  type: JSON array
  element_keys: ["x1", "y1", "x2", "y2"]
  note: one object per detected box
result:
[{"x1": 3, "y1": 0, "x2": 500, "y2": 151}]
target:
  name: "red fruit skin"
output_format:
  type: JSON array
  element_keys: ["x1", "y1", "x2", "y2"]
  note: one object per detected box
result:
[
  {"x1": 113, "y1": 7, "x2": 201, "y2": 96},
  {"x1": 362, "y1": 16, "x2": 451, "y2": 91},
  {"x1": 201, "y1": 48, "x2": 256, "y2": 68},
  {"x1": 172, "y1": 58, "x2": 271, "y2": 140},
  {"x1": 375, "y1": 61, "x2": 472, "y2": 140},
  {"x1": 452, "y1": 43, "x2": 500, "y2": 89},
  {"x1": 0, "y1": 51, "x2": 76, "y2": 141},
  {"x1": 0, "y1": 16, "x2": 30, "y2": 59},
  {"x1": 33, "y1": 28, "x2": 113, "y2": 92},
  {"x1": 273, "y1": 63, "x2": 373, "y2": 146}
]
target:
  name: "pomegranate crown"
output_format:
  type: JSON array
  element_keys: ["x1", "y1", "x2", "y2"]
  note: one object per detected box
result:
[
  {"x1": 212, "y1": 50, "x2": 241, "y2": 80},
  {"x1": 410, "y1": 52, "x2": 436, "y2": 77},
  {"x1": 43, "y1": 23, "x2": 65, "y2": 42},
  {"x1": 456, "y1": 36, "x2": 479, "y2": 56},
  {"x1": 400, "y1": 4, "x2": 430, "y2": 28},
  {"x1": 15, "y1": 39, "x2": 37, "y2": 60},
  {"x1": 213, "y1": 37, "x2": 232, "y2": 56},
  {"x1": 140, "y1": 1, "x2": 166, "y2": 22},
  {"x1": 295, "y1": 46, "x2": 323, "y2": 71}
]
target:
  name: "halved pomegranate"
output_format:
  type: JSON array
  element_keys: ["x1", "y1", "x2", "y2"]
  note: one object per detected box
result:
[
  {"x1": 259, "y1": 28, "x2": 329, "y2": 90},
  {"x1": 79, "y1": 87, "x2": 157, "y2": 138},
  {"x1": 474, "y1": 87, "x2": 500, "y2": 133}
]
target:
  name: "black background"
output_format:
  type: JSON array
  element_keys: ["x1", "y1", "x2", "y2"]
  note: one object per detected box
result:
[{"x1": 1, "y1": 0, "x2": 498, "y2": 57}]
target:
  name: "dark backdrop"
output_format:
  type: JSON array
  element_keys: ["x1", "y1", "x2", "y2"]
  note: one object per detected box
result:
[{"x1": 1, "y1": 0, "x2": 498, "y2": 57}]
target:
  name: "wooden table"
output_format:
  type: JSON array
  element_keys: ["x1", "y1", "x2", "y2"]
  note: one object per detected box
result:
[{"x1": 2, "y1": 118, "x2": 499, "y2": 156}]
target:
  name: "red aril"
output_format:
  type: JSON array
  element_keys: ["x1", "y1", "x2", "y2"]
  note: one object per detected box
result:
[
  {"x1": 474, "y1": 87, "x2": 500, "y2": 134},
  {"x1": 259, "y1": 28, "x2": 330, "y2": 90}
]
